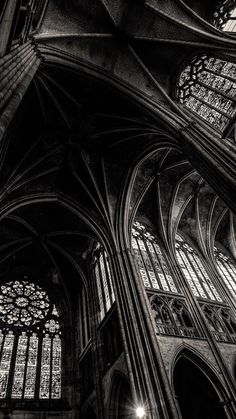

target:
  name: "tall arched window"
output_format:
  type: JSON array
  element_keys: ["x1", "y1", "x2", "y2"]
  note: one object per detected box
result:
[
  {"x1": 0, "y1": 280, "x2": 61, "y2": 399},
  {"x1": 175, "y1": 234, "x2": 222, "y2": 302},
  {"x1": 94, "y1": 245, "x2": 115, "y2": 322},
  {"x1": 176, "y1": 55, "x2": 236, "y2": 131},
  {"x1": 214, "y1": 246, "x2": 236, "y2": 300},
  {"x1": 132, "y1": 221, "x2": 178, "y2": 293},
  {"x1": 214, "y1": 1, "x2": 236, "y2": 32}
]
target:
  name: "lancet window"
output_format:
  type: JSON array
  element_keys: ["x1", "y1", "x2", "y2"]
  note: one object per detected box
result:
[
  {"x1": 94, "y1": 246, "x2": 115, "y2": 321},
  {"x1": 214, "y1": 246, "x2": 236, "y2": 300},
  {"x1": 175, "y1": 234, "x2": 222, "y2": 302},
  {"x1": 214, "y1": 1, "x2": 236, "y2": 32},
  {"x1": 176, "y1": 55, "x2": 236, "y2": 131},
  {"x1": 150, "y1": 295, "x2": 199, "y2": 338},
  {"x1": 0, "y1": 280, "x2": 61, "y2": 400},
  {"x1": 132, "y1": 221, "x2": 178, "y2": 293}
]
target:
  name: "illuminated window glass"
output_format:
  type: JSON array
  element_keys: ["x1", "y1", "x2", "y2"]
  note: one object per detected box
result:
[
  {"x1": 176, "y1": 55, "x2": 236, "y2": 131},
  {"x1": 94, "y1": 246, "x2": 115, "y2": 321},
  {"x1": 78, "y1": 287, "x2": 90, "y2": 352},
  {"x1": 0, "y1": 280, "x2": 61, "y2": 399},
  {"x1": 132, "y1": 221, "x2": 178, "y2": 293},
  {"x1": 214, "y1": 1, "x2": 236, "y2": 32},
  {"x1": 214, "y1": 246, "x2": 236, "y2": 300},
  {"x1": 175, "y1": 234, "x2": 222, "y2": 302}
]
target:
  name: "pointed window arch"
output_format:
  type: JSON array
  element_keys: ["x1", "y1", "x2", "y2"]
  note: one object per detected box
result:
[
  {"x1": 214, "y1": 245, "x2": 236, "y2": 299},
  {"x1": 214, "y1": 1, "x2": 236, "y2": 32},
  {"x1": 150, "y1": 295, "x2": 198, "y2": 337},
  {"x1": 176, "y1": 55, "x2": 236, "y2": 131},
  {"x1": 175, "y1": 234, "x2": 222, "y2": 302},
  {"x1": 132, "y1": 221, "x2": 179, "y2": 293},
  {"x1": 0, "y1": 279, "x2": 61, "y2": 400}
]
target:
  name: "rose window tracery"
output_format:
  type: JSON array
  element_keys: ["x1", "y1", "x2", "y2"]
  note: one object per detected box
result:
[
  {"x1": 0, "y1": 281, "x2": 50, "y2": 327},
  {"x1": 0, "y1": 279, "x2": 61, "y2": 400}
]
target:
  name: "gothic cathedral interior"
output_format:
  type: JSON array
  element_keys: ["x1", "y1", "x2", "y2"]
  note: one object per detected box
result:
[{"x1": 0, "y1": 1, "x2": 236, "y2": 418}]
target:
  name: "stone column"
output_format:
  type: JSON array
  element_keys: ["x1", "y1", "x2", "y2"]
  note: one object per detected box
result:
[
  {"x1": 109, "y1": 246, "x2": 181, "y2": 419},
  {"x1": 0, "y1": 40, "x2": 41, "y2": 145},
  {"x1": 0, "y1": 0, "x2": 18, "y2": 57}
]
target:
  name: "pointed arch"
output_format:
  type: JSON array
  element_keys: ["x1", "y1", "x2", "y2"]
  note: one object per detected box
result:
[
  {"x1": 108, "y1": 371, "x2": 133, "y2": 419},
  {"x1": 172, "y1": 348, "x2": 229, "y2": 419}
]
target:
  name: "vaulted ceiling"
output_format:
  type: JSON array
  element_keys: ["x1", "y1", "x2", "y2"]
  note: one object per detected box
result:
[{"x1": 1, "y1": 0, "x2": 235, "y2": 298}]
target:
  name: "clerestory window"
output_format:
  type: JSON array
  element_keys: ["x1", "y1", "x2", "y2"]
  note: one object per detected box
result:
[
  {"x1": 0, "y1": 280, "x2": 61, "y2": 400},
  {"x1": 132, "y1": 221, "x2": 178, "y2": 293},
  {"x1": 175, "y1": 234, "x2": 222, "y2": 302},
  {"x1": 176, "y1": 55, "x2": 236, "y2": 132},
  {"x1": 214, "y1": 246, "x2": 236, "y2": 300}
]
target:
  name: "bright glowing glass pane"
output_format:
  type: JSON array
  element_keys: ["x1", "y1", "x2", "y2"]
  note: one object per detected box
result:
[
  {"x1": 100, "y1": 255, "x2": 111, "y2": 311},
  {"x1": 0, "y1": 332, "x2": 14, "y2": 398},
  {"x1": 24, "y1": 334, "x2": 38, "y2": 398},
  {"x1": 177, "y1": 55, "x2": 236, "y2": 130},
  {"x1": 176, "y1": 236, "x2": 222, "y2": 302},
  {"x1": 51, "y1": 336, "x2": 61, "y2": 399},
  {"x1": 12, "y1": 333, "x2": 28, "y2": 398},
  {"x1": 40, "y1": 336, "x2": 51, "y2": 399}
]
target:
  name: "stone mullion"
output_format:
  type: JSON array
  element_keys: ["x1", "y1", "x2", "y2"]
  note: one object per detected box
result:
[
  {"x1": 110, "y1": 248, "x2": 181, "y2": 419},
  {"x1": 197, "y1": 79, "x2": 236, "y2": 103},
  {"x1": 189, "y1": 92, "x2": 231, "y2": 118},
  {"x1": 87, "y1": 265, "x2": 105, "y2": 419}
]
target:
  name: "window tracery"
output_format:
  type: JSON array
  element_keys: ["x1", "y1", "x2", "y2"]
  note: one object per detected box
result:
[
  {"x1": 132, "y1": 221, "x2": 178, "y2": 293},
  {"x1": 201, "y1": 303, "x2": 236, "y2": 342},
  {"x1": 0, "y1": 280, "x2": 61, "y2": 400},
  {"x1": 94, "y1": 246, "x2": 115, "y2": 321},
  {"x1": 175, "y1": 234, "x2": 222, "y2": 302},
  {"x1": 214, "y1": 1, "x2": 236, "y2": 32},
  {"x1": 150, "y1": 295, "x2": 198, "y2": 337},
  {"x1": 214, "y1": 246, "x2": 236, "y2": 300},
  {"x1": 176, "y1": 55, "x2": 236, "y2": 131}
]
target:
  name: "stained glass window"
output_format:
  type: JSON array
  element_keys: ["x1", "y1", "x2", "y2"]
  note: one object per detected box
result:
[
  {"x1": 94, "y1": 246, "x2": 115, "y2": 321},
  {"x1": 214, "y1": 1, "x2": 236, "y2": 32},
  {"x1": 176, "y1": 55, "x2": 236, "y2": 131},
  {"x1": 214, "y1": 246, "x2": 236, "y2": 300},
  {"x1": 175, "y1": 234, "x2": 222, "y2": 302},
  {"x1": 132, "y1": 221, "x2": 178, "y2": 293},
  {"x1": 0, "y1": 280, "x2": 61, "y2": 400}
]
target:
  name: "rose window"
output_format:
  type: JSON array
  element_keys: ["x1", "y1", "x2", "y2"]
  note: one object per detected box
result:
[
  {"x1": 0, "y1": 280, "x2": 61, "y2": 400},
  {"x1": 0, "y1": 281, "x2": 50, "y2": 327}
]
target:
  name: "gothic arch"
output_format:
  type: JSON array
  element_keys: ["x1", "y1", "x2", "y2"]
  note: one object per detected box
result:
[
  {"x1": 107, "y1": 371, "x2": 133, "y2": 419},
  {"x1": 172, "y1": 347, "x2": 230, "y2": 419}
]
